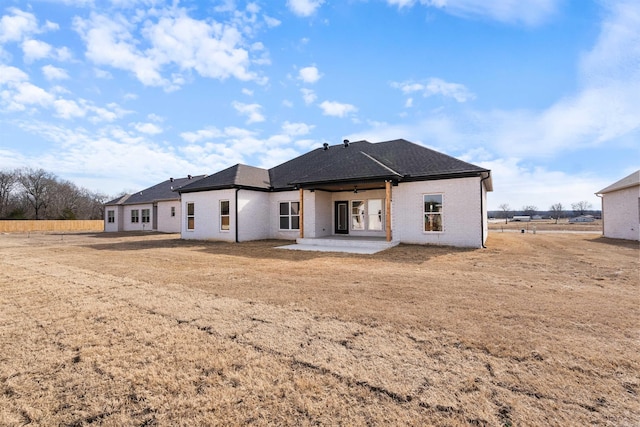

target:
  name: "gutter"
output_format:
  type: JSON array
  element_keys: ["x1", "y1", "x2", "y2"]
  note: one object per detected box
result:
[
  {"x1": 595, "y1": 192, "x2": 604, "y2": 237},
  {"x1": 480, "y1": 171, "x2": 491, "y2": 248}
]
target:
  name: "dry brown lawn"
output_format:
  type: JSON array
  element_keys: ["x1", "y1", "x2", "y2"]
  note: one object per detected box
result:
[{"x1": 0, "y1": 231, "x2": 638, "y2": 426}]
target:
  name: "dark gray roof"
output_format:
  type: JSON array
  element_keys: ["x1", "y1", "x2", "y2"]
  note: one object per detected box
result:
[
  {"x1": 271, "y1": 139, "x2": 490, "y2": 189},
  {"x1": 178, "y1": 164, "x2": 271, "y2": 193},
  {"x1": 104, "y1": 193, "x2": 131, "y2": 206},
  {"x1": 106, "y1": 175, "x2": 205, "y2": 205},
  {"x1": 177, "y1": 139, "x2": 491, "y2": 194}
]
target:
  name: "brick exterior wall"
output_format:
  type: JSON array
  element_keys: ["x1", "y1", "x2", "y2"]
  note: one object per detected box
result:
[{"x1": 602, "y1": 185, "x2": 640, "y2": 241}]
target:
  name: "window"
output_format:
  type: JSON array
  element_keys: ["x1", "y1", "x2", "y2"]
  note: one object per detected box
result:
[
  {"x1": 351, "y1": 199, "x2": 384, "y2": 231},
  {"x1": 171, "y1": 206, "x2": 175, "y2": 217},
  {"x1": 141, "y1": 208, "x2": 150, "y2": 223},
  {"x1": 424, "y1": 194, "x2": 443, "y2": 232},
  {"x1": 186, "y1": 202, "x2": 194, "y2": 230},
  {"x1": 368, "y1": 199, "x2": 383, "y2": 231},
  {"x1": 131, "y1": 209, "x2": 139, "y2": 223},
  {"x1": 279, "y1": 201, "x2": 300, "y2": 230},
  {"x1": 107, "y1": 210, "x2": 115, "y2": 223},
  {"x1": 351, "y1": 200, "x2": 365, "y2": 230},
  {"x1": 220, "y1": 200, "x2": 230, "y2": 231}
]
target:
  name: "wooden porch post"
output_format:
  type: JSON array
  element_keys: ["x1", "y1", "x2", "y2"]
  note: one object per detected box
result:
[
  {"x1": 299, "y1": 188, "x2": 304, "y2": 239},
  {"x1": 385, "y1": 180, "x2": 392, "y2": 242}
]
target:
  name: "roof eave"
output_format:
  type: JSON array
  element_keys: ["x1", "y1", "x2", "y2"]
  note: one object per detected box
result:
[
  {"x1": 289, "y1": 174, "x2": 401, "y2": 188},
  {"x1": 179, "y1": 184, "x2": 270, "y2": 193}
]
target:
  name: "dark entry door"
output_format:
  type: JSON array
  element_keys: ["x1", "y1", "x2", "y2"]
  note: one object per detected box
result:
[{"x1": 335, "y1": 201, "x2": 349, "y2": 234}]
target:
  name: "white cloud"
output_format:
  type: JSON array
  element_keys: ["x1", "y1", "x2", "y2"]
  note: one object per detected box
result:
[
  {"x1": 282, "y1": 121, "x2": 314, "y2": 136},
  {"x1": 22, "y1": 39, "x2": 73, "y2": 62},
  {"x1": 480, "y1": 1, "x2": 640, "y2": 158},
  {"x1": 53, "y1": 99, "x2": 86, "y2": 119},
  {"x1": 42, "y1": 65, "x2": 69, "y2": 81},
  {"x1": 73, "y1": 13, "x2": 169, "y2": 88},
  {"x1": 22, "y1": 39, "x2": 52, "y2": 62},
  {"x1": 132, "y1": 122, "x2": 163, "y2": 135},
  {"x1": 0, "y1": 8, "x2": 38, "y2": 43},
  {"x1": 73, "y1": 7, "x2": 262, "y2": 91},
  {"x1": 301, "y1": 88, "x2": 317, "y2": 105},
  {"x1": 264, "y1": 15, "x2": 282, "y2": 28},
  {"x1": 144, "y1": 10, "x2": 257, "y2": 82},
  {"x1": 298, "y1": 66, "x2": 322, "y2": 84},
  {"x1": 147, "y1": 113, "x2": 164, "y2": 122},
  {"x1": 287, "y1": 0, "x2": 325, "y2": 17},
  {"x1": 319, "y1": 100, "x2": 357, "y2": 117},
  {"x1": 0, "y1": 65, "x2": 130, "y2": 122},
  {"x1": 13, "y1": 121, "x2": 197, "y2": 194},
  {"x1": 180, "y1": 127, "x2": 223, "y2": 143},
  {"x1": 232, "y1": 101, "x2": 265, "y2": 123},
  {"x1": 392, "y1": 78, "x2": 475, "y2": 102},
  {"x1": 388, "y1": 0, "x2": 560, "y2": 26},
  {"x1": 0, "y1": 64, "x2": 29, "y2": 84}
]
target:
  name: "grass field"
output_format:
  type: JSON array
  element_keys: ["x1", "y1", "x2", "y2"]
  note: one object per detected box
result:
[{"x1": 0, "y1": 231, "x2": 638, "y2": 426}]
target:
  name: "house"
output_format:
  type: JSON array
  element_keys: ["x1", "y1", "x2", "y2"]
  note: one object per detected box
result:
[
  {"x1": 569, "y1": 216, "x2": 595, "y2": 223},
  {"x1": 104, "y1": 175, "x2": 204, "y2": 233},
  {"x1": 596, "y1": 170, "x2": 640, "y2": 241},
  {"x1": 177, "y1": 139, "x2": 493, "y2": 248}
]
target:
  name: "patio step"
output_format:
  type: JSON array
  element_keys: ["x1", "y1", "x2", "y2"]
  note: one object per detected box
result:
[{"x1": 295, "y1": 237, "x2": 399, "y2": 250}]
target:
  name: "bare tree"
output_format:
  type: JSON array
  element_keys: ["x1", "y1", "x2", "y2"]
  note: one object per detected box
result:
[
  {"x1": 498, "y1": 203, "x2": 511, "y2": 224},
  {"x1": 571, "y1": 200, "x2": 592, "y2": 217},
  {"x1": 17, "y1": 168, "x2": 56, "y2": 219},
  {"x1": 521, "y1": 205, "x2": 538, "y2": 217},
  {"x1": 47, "y1": 179, "x2": 83, "y2": 219},
  {"x1": 550, "y1": 203, "x2": 564, "y2": 224},
  {"x1": 0, "y1": 169, "x2": 18, "y2": 218}
]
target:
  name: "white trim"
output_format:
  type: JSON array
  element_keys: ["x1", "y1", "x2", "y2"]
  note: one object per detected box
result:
[
  {"x1": 220, "y1": 200, "x2": 230, "y2": 232},
  {"x1": 423, "y1": 193, "x2": 444, "y2": 233}
]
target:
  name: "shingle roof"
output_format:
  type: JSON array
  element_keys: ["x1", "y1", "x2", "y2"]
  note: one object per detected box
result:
[
  {"x1": 106, "y1": 175, "x2": 205, "y2": 205},
  {"x1": 176, "y1": 139, "x2": 491, "y2": 194},
  {"x1": 178, "y1": 164, "x2": 271, "y2": 193},
  {"x1": 597, "y1": 170, "x2": 640, "y2": 194},
  {"x1": 271, "y1": 139, "x2": 490, "y2": 189}
]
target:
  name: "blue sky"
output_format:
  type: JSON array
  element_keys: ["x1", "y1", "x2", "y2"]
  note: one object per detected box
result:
[{"x1": 0, "y1": 0, "x2": 638, "y2": 211}]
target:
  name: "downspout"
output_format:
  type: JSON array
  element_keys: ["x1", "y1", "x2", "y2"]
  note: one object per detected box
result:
[
  {"x1": 235, "y1": 188, "x2": 239, "y2": 243},
  {"x1": 596, "y1": 193, "x2": 604, "y2": 237},
  {"x1": 480, "y1": 172, "x2": 491, "y2": 248}
]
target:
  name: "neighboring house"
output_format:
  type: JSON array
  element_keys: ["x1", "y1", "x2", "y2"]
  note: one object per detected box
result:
[
  {"x1": 104, "y1": 175, "x2": 205, "y2": 233},
  {"x1": 177, "y1": 139, "x2": 493, "y2": 248},
  {"x1": 569, "y1": 216, "x2": 595, "y2": 223},
  {"x1": 596, "y1": 170, "x2": 640, "y2": 241}
]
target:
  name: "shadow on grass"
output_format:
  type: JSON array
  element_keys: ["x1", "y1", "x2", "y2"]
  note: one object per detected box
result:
[
  {"x1": 82, "y1": 234, "x2": 474, "y2": 264},
  {"x1": 586, "y1": 236, "x2": 639, "y2": 250}
]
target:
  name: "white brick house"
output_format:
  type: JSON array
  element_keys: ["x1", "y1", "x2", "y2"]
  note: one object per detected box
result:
[
  {"x1": 178, "y1": 139, "x2": 493, "y2": 248},
  {"x1": 597, "y1": 170, "x2": 640, "y2": 241},
  {"x1": 104, "y1": 175, "x2": 204, "y2": 233}
]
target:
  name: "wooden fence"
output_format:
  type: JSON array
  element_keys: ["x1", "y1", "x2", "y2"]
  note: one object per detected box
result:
[{"x1": 0, "y1": 220, "x2": 104, "y2": 233}]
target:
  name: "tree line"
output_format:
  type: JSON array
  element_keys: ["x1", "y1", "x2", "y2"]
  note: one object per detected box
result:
[
  {"x1": 0, "y1": 168, "x2": 109, "y2": 220},
  {"x1": 494, "y1": 201, "x2": 597, "y2": 224}
]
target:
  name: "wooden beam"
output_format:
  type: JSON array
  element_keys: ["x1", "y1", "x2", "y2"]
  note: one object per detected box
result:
[
  {"x1": 299, "y1": 188, "x2": 304, "y2": 239},
  {"x1": 385, "y1": 181, "x2": 392, "y2": 242}
]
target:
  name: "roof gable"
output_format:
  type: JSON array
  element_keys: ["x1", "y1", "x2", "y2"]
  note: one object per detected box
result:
[
  {"x1": 179, "y1": 164, "x2": 270, "y2": 193},
  {"x1": 270, "y1": 139, "x2": 489, "y2": 188},
  {"x1": 108, "y1": 175, "x2": 205, "y2": 205}
]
